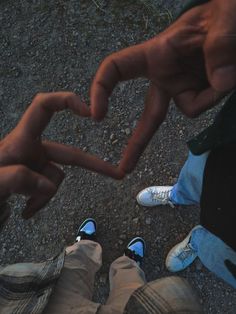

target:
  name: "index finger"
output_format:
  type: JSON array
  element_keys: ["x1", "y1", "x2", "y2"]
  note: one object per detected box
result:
[
  {"x1": 119, "y1": 84, "x2": 170, "y2": 173},
  {"x1": 42, "y1": 141, "x2": 125, "y2": 180},
  {"x1": 90, "y1": 43, "x2": 147, "y2": 121},
  {"x1": 16, "y1": 92, "x2": 90, "y2": 138}
]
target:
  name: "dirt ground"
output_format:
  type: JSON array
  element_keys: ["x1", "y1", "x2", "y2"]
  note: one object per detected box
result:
[{"x1": 0, "y1": 1, "x2": 236, "y2": 313}]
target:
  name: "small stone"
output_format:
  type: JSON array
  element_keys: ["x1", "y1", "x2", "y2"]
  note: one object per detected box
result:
[
  {"x1": 119, "y1": 234, "x2": 126, "y2": 240},
  {"x1": 99, "y1": 273, "x2": 107, "y2": 284},
  {"x1": 133, "y1": 217, "x2": 139, "y2": 224},
  {"x1": 118, "y1": 239, "x2": 123, "y2": 245},
  {"x1": 112, "y1": 139, "x2": 118, "y2": 145},
  {"x1": 145, "y1": 217, "x2": 152, "y2": 225},
  {"x1": 125, "y1": 128, "x2": 131, "y2": 135},
  {"x1": 110, "y1": 133, "x2": 115, "y2": 140}
]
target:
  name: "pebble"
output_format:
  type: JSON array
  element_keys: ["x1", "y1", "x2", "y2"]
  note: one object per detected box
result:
[
  {"x1": 125, "y1": 128, "x2": 131, "y2": 135},
  {"x1": 133, "y1": 217, "x2": 139, "y2": 224},
  {"x1": 145, "y1": 217, "x2": 152, "y2": 225},
  {"x1": 112, "y1": 139, "x2": 118, "y2": 145},
  {"x1": 119, "y1": 234, "x2": 126, "y2": 240},
  {"x1": 99, "y1": 273, "x2": 107, "y2": 284}
]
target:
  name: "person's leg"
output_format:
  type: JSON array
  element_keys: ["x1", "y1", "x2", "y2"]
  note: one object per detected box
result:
[
  {"x1": 170, "y1": 151, "x2": 209, "y2": 205},
  {"x1": 165, "y1": 225, "x2": 200, "y2": 272},
  {"x1": 124, "y1": 276, "x2": 203, "y2": 313},
  {"x1": 102, "y1": 238, "x2": 147, "y2": 314},
  {"x1": 44, "y1": 219, "x2": 102, "y2": 314},
  {"x1": 137, "y1": 151, "x2": 209, "y2": 207},
  {"x1": 191, "y1": 226, "x2": 236, "y2": 288},
  {"x1": 166, "y1": 225, "x2": 236, "y2": 288}
]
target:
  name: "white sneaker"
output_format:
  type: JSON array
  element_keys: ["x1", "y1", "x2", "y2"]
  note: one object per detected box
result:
[
  {"x1": 165, "y1": 226, "x2": 201, "y2": 272},
  {"x1": 136, "y1": 186, "x2": 174, "y2": 208}
]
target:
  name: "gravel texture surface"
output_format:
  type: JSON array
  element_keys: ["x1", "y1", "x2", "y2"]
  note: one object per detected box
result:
[{"x1": 0, "y1": 1, "x2": 236, "y2": 313}]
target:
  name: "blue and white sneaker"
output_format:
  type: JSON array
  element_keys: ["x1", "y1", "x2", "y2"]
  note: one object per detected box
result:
[
  {"x1": 165, "y1": 226, "x2": 201, "y2": 272},
  {"x1": 125, "y1": 237, "x2": 146, "y2": 267},
  {"x1": 76, "y1": 218, "x2": 97, "y2": 242}
]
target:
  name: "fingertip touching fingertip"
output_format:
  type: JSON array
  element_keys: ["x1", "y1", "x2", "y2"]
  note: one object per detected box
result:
[
  {"x1": 115, "y1": 171, "x2": 126, "y2": 180},
  {"x1": 90, "y1": 103, "x2": 107, "y2": 121},
  {"x1": 118, "y1": 164, "x2": 133, "y2": 176}
]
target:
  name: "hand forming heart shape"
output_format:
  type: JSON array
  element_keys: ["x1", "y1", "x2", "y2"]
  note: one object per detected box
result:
[{"x1": 0, "y1": 92, "x2": 124, "y2": 221}]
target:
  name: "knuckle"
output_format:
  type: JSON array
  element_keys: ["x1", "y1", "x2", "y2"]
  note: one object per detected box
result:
[
  {"x1": 64, "y1": 92, "x2": 76, "y2": 104},
  {"x1": 105, "y1": 54, "x2": 114, "y2": 65},
  {"x1": 14, "y1": 165, "x2": 30, "y2": 182},
  {"x1": 32, "y1": 93, "x2": 47, "y2": 110},
  {"x1": 34, "y1": 92, "x2": 45, "y2": 102}
]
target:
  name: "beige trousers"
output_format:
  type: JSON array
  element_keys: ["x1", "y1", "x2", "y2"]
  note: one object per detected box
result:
[{"x1": 43, "y1": 240, "x2": 146, "y2": 314}]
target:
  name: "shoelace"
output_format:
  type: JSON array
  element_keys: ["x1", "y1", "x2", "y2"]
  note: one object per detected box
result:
[
  {"x1": 149, "y1": 189, "x2": 174, "y2": 208},
  {"x1": 178, "y1": 243, "x2": 195, "y2": 261}
]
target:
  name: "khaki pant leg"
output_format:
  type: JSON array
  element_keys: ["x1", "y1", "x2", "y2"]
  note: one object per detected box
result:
[
  {"x1": 44, "y1": 240, "x2": 102, "y2": 314},
  {"x1": 101, "y1": 256, "x2": 146, "y2": 314},
  {"x1": 124, "y1": 276, "x2": 203, "y2": 313}
]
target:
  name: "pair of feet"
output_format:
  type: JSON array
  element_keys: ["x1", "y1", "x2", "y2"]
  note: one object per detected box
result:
[
  {"x1": 137, "y1": 185, "x2": 199, "y2": 272},
  {"x1": 77, "y1": 218, "x2": 145, "y2": 266}
]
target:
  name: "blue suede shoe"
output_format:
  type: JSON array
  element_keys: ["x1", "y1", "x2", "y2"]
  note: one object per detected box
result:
[
  {"x1": 125, "y1": 237, "x2": 146, "y2": 267},
  {"x1": 76, "y1": 218, "x2": 97, "y2": 242}
]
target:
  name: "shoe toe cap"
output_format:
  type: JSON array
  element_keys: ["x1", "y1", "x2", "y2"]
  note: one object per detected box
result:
[
  {"x1": 81, "y1": 221, "x2": 96, "y2": 235},
  {"x1": 166, "y1": 255, "x2": 185, "y2": 272},
  {"x1": 136, "y1": 190, "x2": 154, "y2": 206}
]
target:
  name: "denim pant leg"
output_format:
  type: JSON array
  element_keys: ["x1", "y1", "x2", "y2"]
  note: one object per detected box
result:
[
  {"x1": 170, "y1": 151, "x2": 209, "y2": 205},
  {"x1": 190, "y1": 226, "x2": 236, "y2": 289}
]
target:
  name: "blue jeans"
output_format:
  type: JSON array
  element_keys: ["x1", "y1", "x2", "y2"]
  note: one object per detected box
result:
[
  {"x1": 191, "y1": 226, "x2": 236, "y2": 288},
  {"x1": 169, "y1": 151, "x2": 236, "y2": 289},
  {"x1": 170, "y1": 151, "x2": 209, "y2": 205}
]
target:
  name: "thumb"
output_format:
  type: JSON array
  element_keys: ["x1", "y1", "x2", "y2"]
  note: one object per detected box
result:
[{"x1": 0, "y1": 165, "x2": 56, "y2": 219}]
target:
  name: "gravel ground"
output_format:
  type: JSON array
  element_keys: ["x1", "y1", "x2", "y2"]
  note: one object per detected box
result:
[{"x1": 0, "y1": 1, "x2": 236, "y2": 313}]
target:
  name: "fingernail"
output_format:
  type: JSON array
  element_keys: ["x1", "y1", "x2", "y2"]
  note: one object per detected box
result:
[{"x1": 212, "y1": 65, "x2": 236, "y2": 92}]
